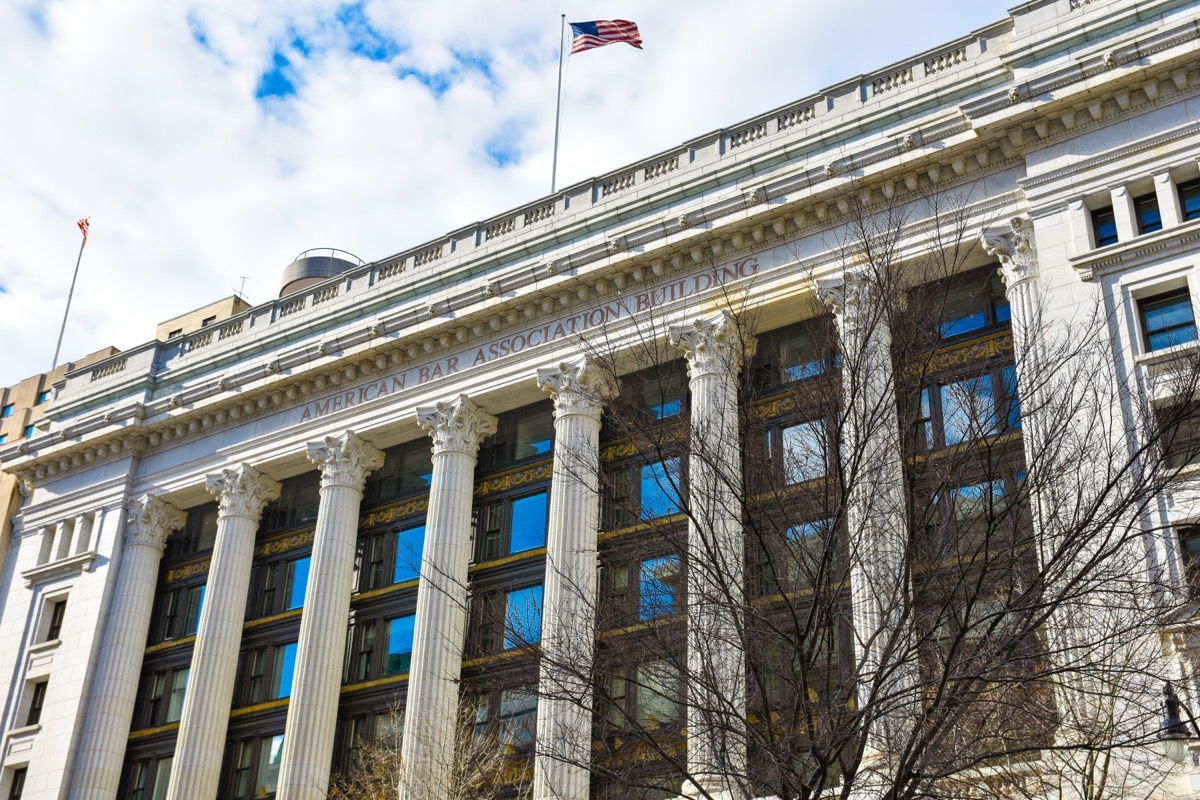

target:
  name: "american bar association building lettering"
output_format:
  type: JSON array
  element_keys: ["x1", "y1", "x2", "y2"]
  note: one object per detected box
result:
[
  {"x1": 4, "y1": 1, "x2": 1200, "y2": 799},
  {"x1": 297, "y1": 258, "x2": 760, "y2": 423}
]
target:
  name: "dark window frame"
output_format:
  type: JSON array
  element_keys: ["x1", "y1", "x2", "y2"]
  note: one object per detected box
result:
[
  {"x1": 249, "y1": 551, "x2": 312, "y2": 619},
  {"x1": 44, "y1": 598, "x2": 67, "y2": 641},
  {"x1": 1138, "y1": 288, "x2": 1198, "y2": 353},
  {"x1": 1178, "y1": 178, "x2": 1200, "y2": 221},
  {"x1": 470, "y1": 582, "x2": 544, "y2": 656},
  {"x1": 350, "y1": 612, "x2": 417, "y2": 682},
  {"x1": 226, "y1": 731, "x2": 284, "y2": 800},
  {"x1": 26, "y1": 681, "x2": 47, "y2": 726},
  {"x1": 149, "y1": 580, "x2": 206, "y2": 644},
  {"x1": 752, "y1": 317, "x2": 839, "y2": 389},
  {"x1": 236, "y1": 639, "x2": 298, "y2": 707},
  {"x1": 473, "y1": 488, "x2": 550, "y2": 563},
  {"x1": 909, "y1": 361, "x2": 1021, "y2": 453},
  {"x1": 1091, "y1": 205, "x2": 1119, "y2": 247},
  {"x1": 476, "y1": 401, "x2": 555, "y2": 475},
  {"x1": 1134, "y1": 192, "x2": 1163, "y2": 234}
]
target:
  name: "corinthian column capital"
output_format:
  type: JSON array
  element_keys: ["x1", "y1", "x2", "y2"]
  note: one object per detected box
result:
[
  {"x1": 537, "y1": 359, "x2": 616, "y2": 421},
  {"x1": 669, "y1": 312, "x2": 754, "y2": 379},
  {"x1": 205, "y1": 463, "x2": 282, "y2": 521},
  {"x1": 125, "y1": 494, "x2": 186, "y2": 551},
  {"x1": 981, "y1": 215, "x2": 1039, "y2": 290},
  {"x1": 307, "y1": 430, "x2": 385, "y2": 490},
  {"x1": 416, "y1": 395, "x2": 498, "y2": 456}
]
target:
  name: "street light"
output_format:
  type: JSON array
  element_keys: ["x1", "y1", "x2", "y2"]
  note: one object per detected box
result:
[{"x1": 1158, "y1": 682, "x2": 1200, "y2": 764}]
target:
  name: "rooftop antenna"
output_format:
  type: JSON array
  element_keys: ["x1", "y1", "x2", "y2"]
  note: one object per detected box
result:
[{"x1": 235, "y1": 276, "x2": 249, "y2": 300}]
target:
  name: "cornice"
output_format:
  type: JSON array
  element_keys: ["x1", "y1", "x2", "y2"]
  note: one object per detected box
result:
[{"x1": 1069, "y1": 220, "x2": 1200, "y2": 281}]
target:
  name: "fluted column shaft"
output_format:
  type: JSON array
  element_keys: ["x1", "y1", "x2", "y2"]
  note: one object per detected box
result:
[
  {"x1": 70, "y1": 496, "x2": 186, "y2": 800},
  {"x1": 167, "y1": 465, "x2": 281, "y2": 800},
  {"x1": 670, "y1": 313, "x2": 749, "y2": 798},
  {"x1": 399, "y1": 396, "x2": 497, "y2": 800},
  {"x1": 817, "y1": 275, "x2": 913, "y2": 734},
  {"x1": 277, "y1": 432, "x2": 383, "y2": 800},
  {"x1": 533, "y1": 361, "x2": 612, "y2": 800}
]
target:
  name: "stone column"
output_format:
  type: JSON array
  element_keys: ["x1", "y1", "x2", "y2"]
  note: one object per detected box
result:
[
  {"x1": 532, "y1": 360, "x2": 613, "y2": 800},
  {"x1": 277, "y1": 431, "x2": 383, "y2": 800},
  {"x1": 167, "y1": 464, "x2": 280, "y2": 800},
  {"x1": 399, "y1": 396, "x2": 497, "y2": 800},
  {"x1": 815, "y1": 273, "x2": 913, "y2": 745},
  {"x1": 70, "y1": 495, "x2": 186, "y2": 800},
  {"x1": 669, "y1": 312, "x2": 750, "y2": 798}
]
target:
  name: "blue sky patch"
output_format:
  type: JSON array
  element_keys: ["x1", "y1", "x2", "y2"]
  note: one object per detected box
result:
[
  {"x1": 24, "y1": 3, "x2": 47, "y2": 34},
  {"x1": 187, "y1": 14, "x2": 211, "y2": 53},
  {"x1": 485, "y1": 137, "x2": 520, "y2": 168},
  {"x1": 397, "y1": 67, "x2": 451, "y2": 98},
  {"x1": 256, "y1": 51, "x2": 297, "y2": 101},
  {"x1": 336, "y1": 3, "x2": 400, "y2": 63}
]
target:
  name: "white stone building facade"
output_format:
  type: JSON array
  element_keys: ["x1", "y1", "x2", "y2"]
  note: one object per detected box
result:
[{"x1": 4, "y1": 1, "x2": 1200, "y2": 798}]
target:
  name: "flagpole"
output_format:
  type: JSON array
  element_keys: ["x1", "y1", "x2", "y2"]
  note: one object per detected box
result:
[
  {"x1": 551, "y1": 14, "x2": 566, "y2": 193},
  {"x1": 52, "y1": 226, "x2": 87, "y2": 371}
]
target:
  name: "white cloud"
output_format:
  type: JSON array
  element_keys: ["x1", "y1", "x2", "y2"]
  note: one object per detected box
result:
[{"x1": 0, "y1": 0, "x2": 1012, "y2": 385}]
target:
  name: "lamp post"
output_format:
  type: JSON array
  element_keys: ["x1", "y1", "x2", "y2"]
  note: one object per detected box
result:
[{"x1": 1158, "y1": 682, "x2": 1200, "y2": 764}]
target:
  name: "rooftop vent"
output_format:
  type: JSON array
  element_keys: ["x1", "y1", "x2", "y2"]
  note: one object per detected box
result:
[{"x1": 279, "y1": 248, "x2": 365, "y2": 298}]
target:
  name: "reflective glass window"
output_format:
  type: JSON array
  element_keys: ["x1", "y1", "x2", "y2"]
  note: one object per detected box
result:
[
  {"x1": 504, "y1": 584, "x2": 543, "y2": 649},
  {"x1": 639, "y1": 555, "x2": 682, "y2": 621},
  {"x1": 393, "y1": 524, "x2": 425, "y2": 583},
  {"x1": 509, "y1": 492, "x2": 548, "y2": 553},
  {"x1": 384, "y1": 615, "x2": 415, "y2": 675},
  {"x1": 640, "y1": 459, "x2": 683, "y2": 520},
  {"x1": 1140, "y1": 289, "x2": 1198, "y2": 351}
]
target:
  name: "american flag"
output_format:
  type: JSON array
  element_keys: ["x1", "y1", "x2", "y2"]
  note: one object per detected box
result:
[
  {"x1": 569, "y1": 20, "x2": 642, "y2": 54},
  {"x1": 77, "y1": 218, "x2": 90, "y2": 247}
]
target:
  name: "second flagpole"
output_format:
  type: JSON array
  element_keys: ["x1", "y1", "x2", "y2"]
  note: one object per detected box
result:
[{"x1": 551, "y1": 14, "x2": 566, "y2": 193}]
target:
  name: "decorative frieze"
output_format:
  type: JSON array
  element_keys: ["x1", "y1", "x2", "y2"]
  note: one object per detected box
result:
[{"x1": 359, "y1": 498, "x2": 429, "y2": 530}]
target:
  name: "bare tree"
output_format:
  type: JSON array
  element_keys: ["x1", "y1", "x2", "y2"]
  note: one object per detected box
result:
[{"x1": 335, "y1": 188, "x2": 1200, "y2": 800}]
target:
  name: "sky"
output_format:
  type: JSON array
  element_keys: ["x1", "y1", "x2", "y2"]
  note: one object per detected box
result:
[{"x1": 0, "y1": 0, "x2": 1016, "y2": 387}]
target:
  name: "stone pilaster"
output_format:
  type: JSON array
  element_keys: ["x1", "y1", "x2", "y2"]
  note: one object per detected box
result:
[
  {"x1": 399, "y1": 396, "x2": 497, "y2": 800},
  {"x1": 532, "y1": 360, "x2": 613, "y2": 800},
  {"x1": 816, "y1": 273, "x2": 913, "y2": 749},
  {"x1": 277, "y1": 431, "x2": 383, "y2": 800},
  {"x1": 167, "y1": 465, "x2": 281, "y2": 800},
  {"x1": 669, "y1": 312, "x2": 751, "y2": 798},
  {"x1": 70, "y1": 495, "x2": 186, "y2": 800}
]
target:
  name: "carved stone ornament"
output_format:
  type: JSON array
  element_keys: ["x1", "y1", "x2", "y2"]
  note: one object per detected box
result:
[
  {"x1": 980, "y1": 216, "x2": 1039, "y2": 288},
  {"x1": 205, "y1": 463, "x2": 282, "y2": 521},
  {"x1": 814, "y1": 272, "x2": 879, "y2": 342},
  {"x1": 306, "y1": 430, "x2": 385, "y2": 490},
  {"x1": 669, "y1": 312, "x2": 753, "y2": 379},
  {"x1": 537, "y1": 360, "x2": 616, "y2": 419},
  {"x1": 126, "y1": 494, "x2": 187, "y2": 551},
  {"x1": 416, "y1": 395, "x2": 499, "y2": 456}
]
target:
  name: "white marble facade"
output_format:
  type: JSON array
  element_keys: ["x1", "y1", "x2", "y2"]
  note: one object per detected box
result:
[{"x1": 4, "y1": 1, "x2": 1200, "y2": 797}]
